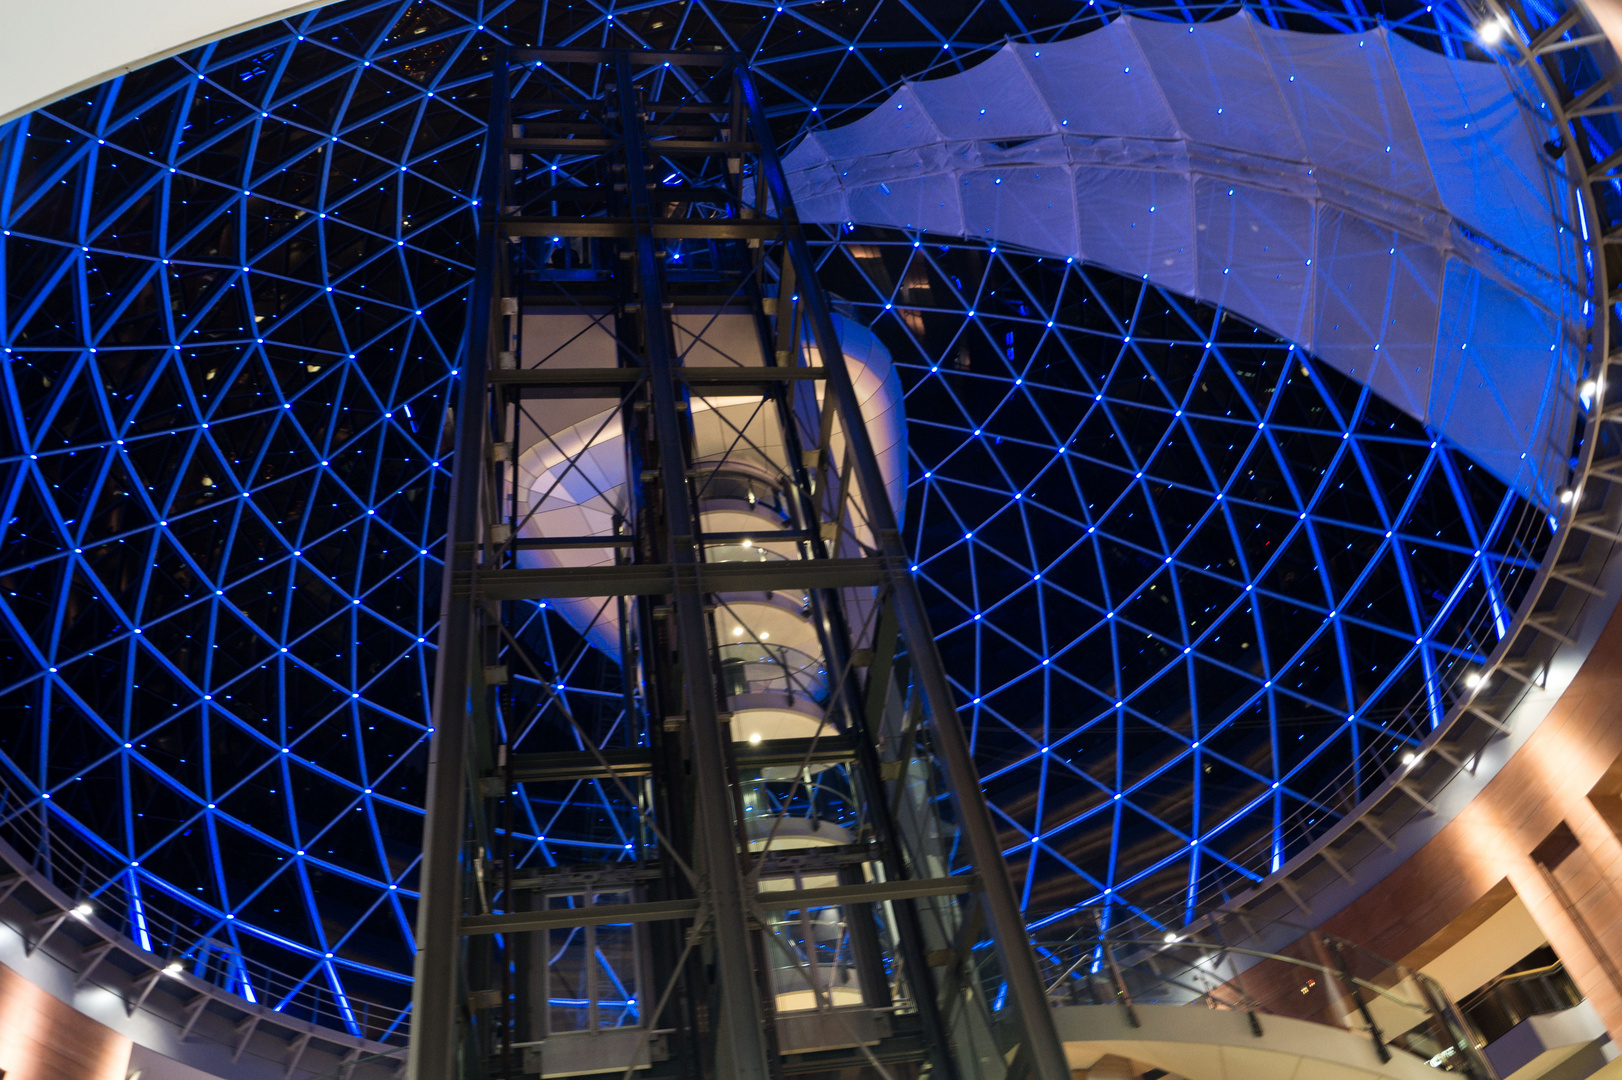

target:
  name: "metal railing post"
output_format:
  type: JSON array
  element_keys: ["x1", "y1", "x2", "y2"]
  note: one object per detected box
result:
[
  {"x1": 1325, "y1": 937, "x2": 1391, "y2": 1065},
  {"x1": 1093, "y1": 912, "x2": 1140, "y2": 1030},
  {"x1": 1413, "y1": 969, "x2": 1501, "y2": 1080}
]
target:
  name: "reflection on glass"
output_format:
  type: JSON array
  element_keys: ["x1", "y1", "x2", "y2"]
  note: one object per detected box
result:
[
  {"x1": 544, "y1": 892, "x2": 641, "y2": 1034},
  {"x1": 719, "y1": 642, "x2": 829, "y2": 702}
]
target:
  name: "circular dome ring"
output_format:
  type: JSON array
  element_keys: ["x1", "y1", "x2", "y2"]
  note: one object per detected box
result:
[{"x1": 0, "y1": 0, "x2": 1614, "y2": 1042}]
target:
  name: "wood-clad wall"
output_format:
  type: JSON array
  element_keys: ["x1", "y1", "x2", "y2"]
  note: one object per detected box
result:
[
  {"x1": 0, "y1": 958, "x2": 130, "y2": 1080},
  {"x1": 1311, "y1": 601, "x2": 1622, "y2": 1039}
]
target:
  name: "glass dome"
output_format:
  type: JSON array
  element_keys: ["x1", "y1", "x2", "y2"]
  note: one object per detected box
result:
[
  {"x1": 0, "y1": 0, "x2": 1573, "y2": 1036},
  {"x1": 810, "y1": 233, "x2": 1546, "y2": 924}
]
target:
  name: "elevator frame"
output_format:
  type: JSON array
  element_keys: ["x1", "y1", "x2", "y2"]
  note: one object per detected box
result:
[{"x1": 405, "y1": 48, "x2": 1068, "y2": 1080}]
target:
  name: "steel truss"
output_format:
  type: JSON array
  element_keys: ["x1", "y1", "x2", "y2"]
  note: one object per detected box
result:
[
  {"x1": 407, "y1": 47, "x2": 1067, "y2": 1080},
  {"x1": 0, "y1": 0, "x2": 1610, "y2": 1045},
  {"x1": 1191, "y1": 0, "x2": 1622, "y2": 933}
]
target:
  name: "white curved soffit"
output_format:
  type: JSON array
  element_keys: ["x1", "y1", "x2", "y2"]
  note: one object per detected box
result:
[
  {"x1": 1056, "y1": 1004, "x2": 1442, "y2": 1080},
  {"x1": 0, "y1": 1, "x2": 329, "y2": 127},
  {"x1": 786, "y1": 11, "x2": 1582, "y2": 509}
]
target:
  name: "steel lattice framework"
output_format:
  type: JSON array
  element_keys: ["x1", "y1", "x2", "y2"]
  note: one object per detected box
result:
[
  {"x1": 806, "y1": 237, "x2": 1549, "y2": 923},
  {"x1": 0, "y1": 0, "x2": 1592, "y2": 1040}
]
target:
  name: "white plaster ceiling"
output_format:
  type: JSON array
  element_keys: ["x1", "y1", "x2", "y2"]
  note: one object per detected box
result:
[{"x1": 0, "y1": 1, "x2": 327, "y2": 126}]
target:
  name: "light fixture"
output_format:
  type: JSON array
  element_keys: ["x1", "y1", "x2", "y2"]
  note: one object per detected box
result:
[
  {"x1": 1401, "y1": 751, "x2": 1418, "y2": 766},
  {"x1": 1559, "y1": 488, "x2": 1575, "y2": 505},
  {"x1": 72, "y1": 901, "x2": 93, "y2": 918},
  {"x1": 6, "y1": 4, "x2": 1568, "y2": 987},
  {"x1": 1478, "y1": 15, "x2": 1510, "y2": 44},
  {"x1": 163, "y1": 960, "x2": 184, "y2": 977}
]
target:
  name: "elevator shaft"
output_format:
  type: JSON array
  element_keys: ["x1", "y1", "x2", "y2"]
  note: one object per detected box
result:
[{"x1": 406, "y1": 48, "x2": 1068, "y2": 1080}]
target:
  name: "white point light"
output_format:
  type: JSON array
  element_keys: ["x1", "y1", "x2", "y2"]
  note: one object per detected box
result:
[{"x1": 1478, "y1": 15, "x2": 1510, "y2": 44}]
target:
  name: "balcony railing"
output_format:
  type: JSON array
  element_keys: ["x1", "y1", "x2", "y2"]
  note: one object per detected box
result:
[
  {"x1": 1031, "y1": 907, "x2": 1495, "y2": 1078},
  {"x1": 0, "y1": 769, "x2": 411, "y2": 1043},
  {"x1": 1457, "y1": 952, "x2": 1584, "y2": 1045}
]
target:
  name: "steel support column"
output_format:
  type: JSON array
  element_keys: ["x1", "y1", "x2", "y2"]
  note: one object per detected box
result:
[
  {"x1": 740, "y1": 65, "x2": 1072, "y2": 1080},
  {"x1": 612, "y1": 53, "x2": 772, "y2": 1080},
  {"x1": 407, "y1": 53, "x2": 509, "y2": 1080}
]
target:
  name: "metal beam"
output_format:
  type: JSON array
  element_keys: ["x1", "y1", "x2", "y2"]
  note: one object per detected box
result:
[
  {"x1": 405, "y1": 48, "x2": 509, "y2": 1080},
  {"x1": 682, "y1": 366, "x2": 827, "y2": 386},
  {"x1": 741, "y1": 64, "x2": 1073, "y2": 1080},
  {"x1": 458, "y1": 875, "x2": 979, "y2": 935},
  {"x1": 455, "y1": 557, "x2": 885, "y2": 599},
  {"x1": 506, "y1": 747, "x2": 655, "y2": 783},
  {"x1": 504, "y1": 535, "x2": 636, "y2": 550},
  {"x1": 501, "y1": 216, "x2": 783, "y2": 240},
  {"x1": 487, "y1": 368, "x2": 642, "y2": 393},
  {"x1": 486, "y1": 365, "x2": 824, "y2": 396},
  {"x1": 505, "y1": 136, "x2": 616, "y2": 151},
  {"x1": 503, "y1": 736, "x2": 858, "y2": 783},
  {"x1": 734, "y1": 734, "x2": 859, "y2": 771},
  {"x1": 461, "y1": 898, "x2": 702, "y2": 934},
  {"x1": 755, "y1": 876, "x2": 980, "y2": 910},
  {"x1": 616, "y1": 52, "x2": 772, "y2": 1080}
]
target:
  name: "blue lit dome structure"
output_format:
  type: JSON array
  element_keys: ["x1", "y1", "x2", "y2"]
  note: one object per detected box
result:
[
  {"x1": 819, "y1": 239, "x2": 1547, "y2": 919},
  {"x1": 0, "y1": 0, "x2": 1588, "y2": 1039}
]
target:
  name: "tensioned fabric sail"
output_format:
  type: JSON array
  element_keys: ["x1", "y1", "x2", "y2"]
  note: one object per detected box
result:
[{"x1": 785, "y1": 12, "x2": 1582, "y2": 508}]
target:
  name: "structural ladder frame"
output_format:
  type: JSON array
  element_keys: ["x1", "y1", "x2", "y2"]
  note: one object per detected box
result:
[{"x1": 405, "y1": 47, "x2": 1068, "y2": 1080}]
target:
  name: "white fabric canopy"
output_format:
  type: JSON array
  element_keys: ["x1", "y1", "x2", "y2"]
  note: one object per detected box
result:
[{"x1": 785, "y1": 12, "x2": 1581, "y2": 506}]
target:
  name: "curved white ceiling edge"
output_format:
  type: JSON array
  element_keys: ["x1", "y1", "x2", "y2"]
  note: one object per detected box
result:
[{"x1": 0, "y1": 1, "x2": 330, "y2": 127}]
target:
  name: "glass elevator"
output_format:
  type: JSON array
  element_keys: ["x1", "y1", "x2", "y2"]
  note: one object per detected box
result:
[{"x1": 404, "y1": 48, "x2": 1068, "y2": 1080}]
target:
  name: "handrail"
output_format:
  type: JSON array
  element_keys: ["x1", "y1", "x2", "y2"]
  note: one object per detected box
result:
[
  {"x1": 1065, "y1": 937, "x2": 1432, "y2": 1013},
  {"x1": 1457, "y1": 954, "x2": 1584, "y2": 1045},
  {"x1": 1473, "y1": 958, "x2": 1567, "y2": 994},
  {"x1": 0, "y1": 768, "x2": 411, "y2": 1043},
  {"x1": 1032, "y1": 906, "x2": 1498, "y2": 1079}
]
